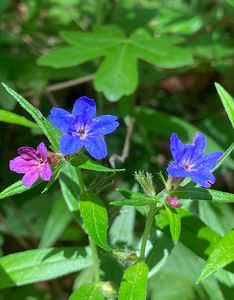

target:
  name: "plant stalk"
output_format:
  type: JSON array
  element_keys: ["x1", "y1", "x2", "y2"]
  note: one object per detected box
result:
[{"x1": 139, "y1": 204, "x2": 157, "y2": 260}]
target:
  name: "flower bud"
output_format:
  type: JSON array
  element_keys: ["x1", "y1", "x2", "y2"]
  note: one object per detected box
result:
[{"x1": 166, "y1": 196, "x2": 181, "y2": 208}]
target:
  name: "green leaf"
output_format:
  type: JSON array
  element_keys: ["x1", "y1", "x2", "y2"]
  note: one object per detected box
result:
[
  {"x1": 59, "y1": 162, "x2": 81, "y2": 223},
  {"x1": 2, "y1": 83, "x2": 60, "y2": 150},
  {"x1": 80, "y1": 192, "x2": 111, "y2": 250},
  {"x1": 0, "y1": 180, "x2": 41, "y2": 200},
  {"x1": 79, "y1": 160, "x2": 125, "y2": 172},
  {"x1": 109, "y1": 206, "x2": 136, "y2": 247},
  {"x1": 226, "y1": 0, "x2": 234, "y2": 7},
  {"x1": 38, "y1": 46, "x2": 108, "y2": 69},
  {"x1": 213, "y1": 142, "x2": 234, "y2": 171},
  {"x1": 94, "y1": 43, "x2": 138, "y2": 101},
  {"x1": 39, "y1": 197, "x2": 72, "y2": 248},
  {"x1": 0, "y1": 247, "x2": 92, "y2": 289},
  {"x1": 132, "y1": 34, "x2": 193, "y2": 68},
  {"x1": 215, "y1": 83, "x2": 234, "y2": 129},
  {"x1": 69, "y1": 284, "x2": 104, "y2": 300},
  {"x1": 198, "y1": 230, "x2": 234, "y2": 282},
  {"x1": 61, "y1": 26, "x2": 125, "y2": 45},
  {"x1": 111, "y1": 189, "x2": 156, "y2": 206},
  {"x1": 38, "y1": 26, "x2": 125, "y2": 69},
  {"x1": 165, "y1": 205, "x2": 181, "y2": 242},
  {"x1": 118, "y1": 261, "x2": 148, "y2": 300},
  {"x1": 169, "y1": 187, "x2": 234, "y2": 203},
  {"x1": 0, "y1": 109, "x2": 37, "y2": 129}
]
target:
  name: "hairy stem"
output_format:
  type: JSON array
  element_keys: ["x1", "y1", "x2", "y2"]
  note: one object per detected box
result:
[{"x1": 139, "y1": 204, "x2": 157, "y2": 260}]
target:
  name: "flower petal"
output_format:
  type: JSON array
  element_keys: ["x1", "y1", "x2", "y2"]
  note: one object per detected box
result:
[
  {"x1": 170, "y1": 133, "x2": 185, "y2": 160},
  {"x1": 49, "y1": 107, "x2": 74, "y2": 132},
  {"x1": 60, "y1": 134, "x2": 84, "y2": 155},
  {"x1": 22, "y1": 168, "x2": 40, "y2": 187},
  {"x1": 166, "y1": 161, "x2": 188, "y2": 178},
  {"x1": 37, "y1": 142, "x2": 48, "y2": 161},
  {"x1": 190, "y1": 171, "x2": 215, "y2": 188},
  {"x1": 196, "y1": 152, "x2": 223, "y2": 170},
  {"x1": 9, "y1": 157, "x2": 36, "y2": 174},
  {"x1": 89, "y1": 115, "x2": 119, "y2": 135},
  {"x1": 40, "y1": 163, "x2": 53, "y2": 181},
  {"x1": 193, "y1": 132, "x2": 206, "y2": 152},
  {"x1": 72, "y1": 96, "x2": 96, "y2": 118},
  {"x1": 17, "y1": 146, "x2": 38, "y2": 160},
  {"x1": 84, "y1": 136, "x2": 107, "y2": 159}
]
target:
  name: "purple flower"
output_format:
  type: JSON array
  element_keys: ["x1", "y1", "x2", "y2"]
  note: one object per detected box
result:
[
  {"x1": 49, "y1": 96, "x2": 119, "y2": 159},
  {"x1": 166, "y1": 132, "x2": 223, "y2": 188},
  {"x1": 9, "y1": 143, "x2": 53, "y2": 187}
]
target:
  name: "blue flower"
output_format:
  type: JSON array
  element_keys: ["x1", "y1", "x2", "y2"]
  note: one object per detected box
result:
[
  {"x1": 166, "y1": 132, "x2": 223, "y2": 188},
  {"x1": 49, "y1": 96, "x2": 119, "y2": 159}
]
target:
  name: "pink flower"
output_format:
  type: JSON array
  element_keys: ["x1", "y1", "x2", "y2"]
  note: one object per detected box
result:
[
  {"x1": 9, "y1": 142, "x2": 53, "y2": 187},
  {"x1": 166, "y1": 196, "x2": 181, "y2": 208}
]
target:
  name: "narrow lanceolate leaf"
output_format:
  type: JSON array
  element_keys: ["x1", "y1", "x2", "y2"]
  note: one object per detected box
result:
[
  {"x1": 69, "y1": 284, "x2": 104, "y2": 300},
  {"x1": 0, "y1": 247, "x2": 92, "y2": 289},
  {"x1": 0, "y1": 180, "x2": 41, "y2": 200},
  {"x1": 59, "y1": 162, "x2": 81, "y2": 223},
  {"x1": 111, "y1": 189, "x2": 156, "y2": 206},
  {"x1": 2, "y1": 83, "x2": 60, "y2": 150},
  {"x1": 110, "y1": 198, "x2": 155, "y2": 207},
  {"x1": 79, "y1": 160, "x2": 125, "y2": 172},
  {"x1": 198, "y1": 230, "x2": 234, "y2": 282},
  {"x1": 165, "y1": 205, "x2": 181, "y2": 242},
  {"x1": 80, "y1": 192, "x2": 111, "y2": 250},
  {"x1": 94, "y1": 43, "x2": 138, "y2": 101},
  {"x1": 215, "y1": 83, "x2": 234, "y2": 129},
  {"x1": 213, "y1": 142, "x2": 234, "y2": 171},
  {"x1": 169, "y1": 187, "x2": 234, "y2": 203},
  {"x1": 39, "y1": 197, "x2": 72, "y2": 248},
  {"x1": 118, "y1": 261, "x2": 148, "y2": 300},
  {"x1": 0, "y1": 109, "x2": 38, "y2": 129}
]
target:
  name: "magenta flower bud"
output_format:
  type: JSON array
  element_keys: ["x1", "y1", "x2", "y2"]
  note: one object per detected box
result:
[
  {"x1": 9, "y1": 142, "x2": 53, "y2": 187},
  {"x1": 166, "y1": 196, "x2": 181, "y2": 208}
]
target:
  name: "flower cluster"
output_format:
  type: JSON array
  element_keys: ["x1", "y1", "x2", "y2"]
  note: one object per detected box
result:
[{"x1": 9, "y1": 96, "x2": 119, "y2": 186}]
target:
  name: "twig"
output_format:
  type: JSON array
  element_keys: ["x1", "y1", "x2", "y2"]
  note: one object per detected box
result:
[
  {"x1": 24, "y1": 73, "x2": 96, "y2": 97},
  {"x1": 109, "y1": 118, "x2": 135, "y2": 168}
]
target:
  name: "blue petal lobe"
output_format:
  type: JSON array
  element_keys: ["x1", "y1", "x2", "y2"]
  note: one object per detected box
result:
[
  {"x1": 89, "y1": 115, "x2": 119, "y2": 135},
  {"x1": 166, "y1": 161, "x2": 188, "y2": 178},
  {"x1": 190, "y1": 171, "x2": 215, "y2": 188},
  {"x1": 170, "y1": 133, "x2": 185, "y2": 160},
  {"x1": 72, "y1": 96, "x2": 96, "y2": 118},
  {"x1": 196, "y1": 152, "x2": 223, "y2": 170},
  {"x1": 60, "y1": 134, "x2": 84, "y2": 155},
  {"x1": 193, "y1": 132, "x2": 206, "y2": 153},
  {"x1": 84, "y1": 136, "x2": 107, "y2": 159},
  {"x1": 49, "y1": 108, "x2": 74, "y2": 132}
]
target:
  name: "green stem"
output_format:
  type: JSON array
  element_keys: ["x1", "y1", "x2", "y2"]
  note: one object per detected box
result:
[
  {"x1": 139, "y1": 204, "x2": 157, "y2": 260},
  {"x1": 89, "y1": 237, "x2": 100, "y2": 283},
  {"x1": 75, "y1": 167, "x2": 100, "y2": 283},
  {"x1": 139, "y1": 191, "x2": 164, "y2": 260}
]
